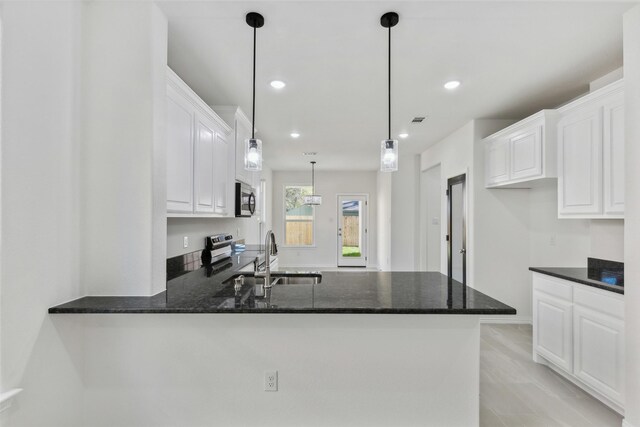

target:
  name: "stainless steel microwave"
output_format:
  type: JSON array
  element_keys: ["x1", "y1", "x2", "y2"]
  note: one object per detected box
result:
[{"x1": 235, "y1": 182, "x2": 256, "y2": 217}]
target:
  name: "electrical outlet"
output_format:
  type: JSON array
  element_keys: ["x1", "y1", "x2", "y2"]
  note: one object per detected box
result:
[
  {"x1": 183, "y1": 236, "x2": 189, "y2": 248},
  {"x1": 264, "y1": 370, "x2": 278, "y2": 391}
]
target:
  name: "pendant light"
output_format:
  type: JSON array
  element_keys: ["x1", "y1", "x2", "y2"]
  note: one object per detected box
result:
[
  {"x1": 304, "y1": 161, "x2": 322, "y2": 205},
  {"x1": 380, "y1": 12, "x2": 399, "y2": 172},
  {"x1": 245, "y1": 12, "x2": 264, "y2": 172}
]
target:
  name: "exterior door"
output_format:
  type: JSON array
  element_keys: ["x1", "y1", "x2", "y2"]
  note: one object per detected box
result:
[
  {"x1": 337, "y1": 195, "x2": 367, "y2": 267},
  {"x1": 447, "y1": 174, "x2": 466, "y2": 284}
]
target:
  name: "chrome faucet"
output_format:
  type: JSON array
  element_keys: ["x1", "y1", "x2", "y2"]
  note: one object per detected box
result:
[{"x1": 255, "y1": 230, "x2": 277, "y2": 289}]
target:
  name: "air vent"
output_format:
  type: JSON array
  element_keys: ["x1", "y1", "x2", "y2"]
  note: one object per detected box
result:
[
  {"x1": 411, "y1": 116, "x2": 427, "y2": 123},
  {"x1": 303, "y1": 152, "x2": 317, "y2": 156}
]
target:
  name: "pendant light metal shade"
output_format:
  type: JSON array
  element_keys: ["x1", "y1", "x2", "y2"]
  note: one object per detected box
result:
[
  {"x1": 245, "y1": 12, "x2": 264, "y2": 172},
  {"x1": 304, "y1": 161, "x2": 322, "y2": 205},
  {"x1": 380, "y1": 12, "x2": 399, "y2": 172}
]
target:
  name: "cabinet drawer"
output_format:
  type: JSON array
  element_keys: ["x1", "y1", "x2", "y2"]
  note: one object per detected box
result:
[
  {"x1": 532, "y1": 273, "x2": 573, "y2": 301},
  {"x1": 574, "y1": 286, "x2": 624, "y2": 320}
]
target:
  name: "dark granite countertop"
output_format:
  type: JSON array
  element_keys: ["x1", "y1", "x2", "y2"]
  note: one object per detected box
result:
[
  {"x1": 530, "y1": 265, "x2": 624, "y2": 295},
  {"x1": 50, "y1": 250, "x2": 516, "y2": 315}
]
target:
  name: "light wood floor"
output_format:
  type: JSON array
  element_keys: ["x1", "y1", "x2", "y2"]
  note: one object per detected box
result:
[{"x1": 480, "y1": 324, "x2": 623, "y2": 427}]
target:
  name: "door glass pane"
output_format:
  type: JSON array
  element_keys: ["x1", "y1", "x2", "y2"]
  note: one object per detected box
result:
[
  {"x1": 341, "y1": 200, "x2": 361, "y2": 257},
  {"x1": 451, "y1": 183, "x2": 464, "y2": 282}
]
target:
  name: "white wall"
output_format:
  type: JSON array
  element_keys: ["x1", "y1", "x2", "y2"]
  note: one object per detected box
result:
[
  {"x1": 376, "y1": 172, "x2": 392, "y2": 271},
  {"x1": 589, "y1": 220, "x2": 624, "y2": 262},
  {"x1": 421, "y1": 121, "x2": 476, "y2": 278},
  {"x1": 390, "y1": 154, "x2": 420, "y2": 270},
  {"x1": 624, "y1": 5, "x2": 640, "y2": 426},
  {"x1": 80, "y1": 1, "x2": 168, "y2": 296},
  {"x1": 1, "y1": 2, "x2": 84, "y2": 425},
  {"x1": 77, "y1": 314, "x2": 480, "y2": 427},
  {"x1": 473, "y1": 120, "x2": 533, "y2": 322},
  {"x1": 528, "y1": 181, "x2": 591, "y2": 267},
  {"x1": 272, "y1": 171, "x2": 378, "y2": 268}
]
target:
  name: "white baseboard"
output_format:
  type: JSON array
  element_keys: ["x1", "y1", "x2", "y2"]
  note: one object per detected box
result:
[
  {"x1": 480, "y1": 316, "x2": 532, "y2": 325},
  {"x1": 623, "y1": 420, "x2": 637, "y2": 427}
]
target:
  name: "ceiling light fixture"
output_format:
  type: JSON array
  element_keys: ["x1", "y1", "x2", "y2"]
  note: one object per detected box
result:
[
  {"x1": 270, "y1": 80, "x2": 286, "y2": 89},
  {"x1": 444, "y1": 80, "x2": 461, "y2": 90},
  {"x1": 290, "y1": 132, "x2": 300, "y2": 138},
  {"x1": 244, "y1": 12, "x2": 265, "y2": 172},
  {"x1": 380, "y1": 12, "x2": 399, "y2": 172},
  {"x1": 399, "y1": 133, "x2": 409, "y2": 139},
  {"x1": 304, "y1": 161, "x2": 322, "y2": 206}
]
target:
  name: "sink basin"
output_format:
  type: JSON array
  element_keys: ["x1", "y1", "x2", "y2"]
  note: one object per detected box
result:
[{"x1": 224, "y1": 272, "x2": 322, "y2": 287}]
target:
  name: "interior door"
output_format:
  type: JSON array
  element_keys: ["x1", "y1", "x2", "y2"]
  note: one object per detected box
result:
[
  {"x1": 337, "y1": 195, "x2": 367, "y2": 267},
  {"x1": 447, "y1": 174, "x2": 466, "y2": 284}
]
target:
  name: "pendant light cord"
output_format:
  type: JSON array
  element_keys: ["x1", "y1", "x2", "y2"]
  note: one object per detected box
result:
[
  {"x1": 252, "y1": 26, "x2": 257, "y2": 139},
  {"x1": 388, "y1": 26, "x2": 391, "y2": 141}
]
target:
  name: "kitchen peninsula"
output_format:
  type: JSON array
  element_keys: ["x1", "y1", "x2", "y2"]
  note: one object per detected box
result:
[{"x1": 49, "y1": 249, "x2": 515, "y2": 426}]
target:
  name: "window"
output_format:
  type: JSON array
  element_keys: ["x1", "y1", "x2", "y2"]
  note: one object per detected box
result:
[{"x1": 284, "y1": 185, "x2": 314, "y2": 246}]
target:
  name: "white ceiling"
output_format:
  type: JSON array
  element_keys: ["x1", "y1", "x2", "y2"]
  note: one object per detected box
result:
[{"x1": 160, "y1": 1, "x2": 633, "y2": 171}]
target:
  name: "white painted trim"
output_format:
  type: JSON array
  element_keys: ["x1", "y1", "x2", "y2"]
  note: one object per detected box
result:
[
  {"x1": 282, "y1": 183, "x2": 316, "y2": 248},
  {"x1": 622, "y1": 420, "x2": 637, "y2": 427},
  {"x1": 480, "y1": 316, "x2": 532, "y2": 325},
  {"x1": 0, "y1": 389, "x2": 23, "y2": 414},
  {"x1": 336, "y1": 193, "x2": 370, "y2": 268}
]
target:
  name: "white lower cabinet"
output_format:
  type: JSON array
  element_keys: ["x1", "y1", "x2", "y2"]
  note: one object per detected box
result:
[
  {"x1": 533, "y1": 290, "x2": 573, "y2": 373},
  {"x1": 532, "y1": 273, "x2": 625, "y2": 412},
  {"x1": 573, "y1": 304, "x2": 625, "y2": 406}
]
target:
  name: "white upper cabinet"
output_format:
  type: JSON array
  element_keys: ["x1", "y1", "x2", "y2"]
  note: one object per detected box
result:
[
  {"x1": 166, "y1": 68, "x2": 232, "y2": 217},
  {"x1": 603, "y1": 95, "x2": 625, "y2": 216},
  {"x1": 213, "y1": 132, "x2": 230, "y2": 215},
  {"x1": 484, "y1": 110, "x2": 557, "y2": 188},
  {"x1": 193, "y1": 113, "x2": 217, "y2": 214},
  {"x1": 212, "y1": 106, "x2": 254, "y2": 186},
  {"x1": 485, "y1": 138, "x2": 510, "y2": 186},
  {"x1": 557, "y1": 79, "x2": 624, "y2": 219},
  {"x1": 166, "y1": 85, "x2": 195, "y2": 213}
]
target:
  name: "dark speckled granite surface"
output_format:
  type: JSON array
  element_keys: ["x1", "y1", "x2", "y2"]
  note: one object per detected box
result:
[
  {"x1": 530, "y1": 258, "x2": 624, "y2": 295},
  {"x1": 50, "y1": 249, "x2": 516, "y2": 315}
]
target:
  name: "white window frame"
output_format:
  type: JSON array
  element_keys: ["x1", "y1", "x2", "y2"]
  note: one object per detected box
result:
[{"x1": 282, "y1": 183, "x2": 316, "y2": 248}]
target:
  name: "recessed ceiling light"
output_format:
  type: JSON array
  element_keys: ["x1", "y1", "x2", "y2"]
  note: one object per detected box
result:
[
  {"x1": 444, "y1": 80, "x2": 461, "y2": 90},
  {"x1": 270, "y1": 80, "x2": 286, "y2": 89},
  {"x1": 290, "y1": 132, "x2": 300, "y2": 138},
  {"x1": 303, "y1": 152, "x2": 317, "y2": 156},
  {"x1": 399, "y1": 133, "x2": 409, "y2": 139}
]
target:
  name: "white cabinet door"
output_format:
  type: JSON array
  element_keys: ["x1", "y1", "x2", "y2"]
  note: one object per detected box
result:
[
  {"x1": 213, "y1": 132, "x2": 229, "y2": 215},
  {"x1": 166, "y1": 87, "x2": 194, "y2": 213},
  {"x1": 603, "y1": 99, "x2": 625, "y2": 216},
  {"x1": 235, "y1": 118, "x2": 252, "y2": 185},
  {"x1": 485, "y1": 138, "x2": 510, "y2": 187},
  {"x1": 510, "y1": 126, "x2": 542, "y2": 180},
  {"x1": 533, "y1": 290, "x2": 573, "y2": 373},
  {"x1": 193, "y1": 113, "x2": 216, "y2": 214},
  {"x1": 558, "y1": 108, "x2": 603, "y2": 216},
  {"x1": 573, "y1": 305, "x2": 625, "y2": 406}
]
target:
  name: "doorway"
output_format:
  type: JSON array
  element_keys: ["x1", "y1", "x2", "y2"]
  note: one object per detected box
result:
[
  {"x1": 337, "y1": 195, "x2": 368, "y2": 267},
  {"x1": 447, "y1": 174, "x2": 467, "y2": 284},
  {"x1": 421, "y1": 164, "x2": 442, "y2": 272}
]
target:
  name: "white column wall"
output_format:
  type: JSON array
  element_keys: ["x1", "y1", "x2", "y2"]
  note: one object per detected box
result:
[
  {"x1": 623, "y1": 5, "x2": 640, "y2": 427},
  {"x1": 0, "y1": 2, "x2": 84, "y2": 425},
  {"x1": 80, "y1": 2, "x2": 167, "y2": 296}
]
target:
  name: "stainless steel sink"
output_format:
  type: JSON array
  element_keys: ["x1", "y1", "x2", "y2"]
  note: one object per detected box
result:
[{"x1": 224, "y1": 273, "x2": 321, "y2": 287}]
